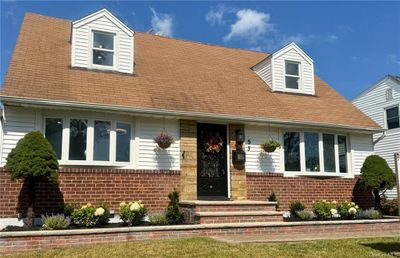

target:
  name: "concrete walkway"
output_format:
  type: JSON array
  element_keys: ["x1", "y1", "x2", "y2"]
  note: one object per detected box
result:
[{"x1": 212, "y1": 230, "x2": 400, "y2": 243}]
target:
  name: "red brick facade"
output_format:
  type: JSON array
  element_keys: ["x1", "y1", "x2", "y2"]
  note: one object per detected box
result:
[
  {"x1": 0, "y1": 169, "x2": 180, "y2": 218},
  {"x1": 246, "y1": 172, "x2": 374, "y2": 210},
  {"x1": 0, "y1": 169, "x2": 375, "y2": 218}
]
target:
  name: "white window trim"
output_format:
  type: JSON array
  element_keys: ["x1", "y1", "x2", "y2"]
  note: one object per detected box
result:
[
  {"x1": 281, "y1": 130, "x2": 352, "y2": 177},
  {"x1": 43, "y1": 115, "x2": 134, "y2": 167},
  {"x1": 89, "y1": 28, "x2": 119, "y2": 71},
  {"x1": 384, "y1": 104, "x2": 400, "y2": 131},
  {"x1": 284, "y1": 60, "x2": 302, "y2": 92}
]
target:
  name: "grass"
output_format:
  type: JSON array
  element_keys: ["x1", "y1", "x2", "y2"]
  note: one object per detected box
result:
[{"x1": 2, "y1": 237, "x2": 400, "y2": 258}]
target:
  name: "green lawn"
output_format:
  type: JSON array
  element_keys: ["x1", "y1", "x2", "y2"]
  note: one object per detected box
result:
[{"x1": 3, "y1": 237, "x2": 400, "y2": 258}]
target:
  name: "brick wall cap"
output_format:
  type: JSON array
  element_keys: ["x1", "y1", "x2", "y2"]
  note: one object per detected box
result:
[{"x1": 1, "y1": 219, "x2": 399, "y2": 238}]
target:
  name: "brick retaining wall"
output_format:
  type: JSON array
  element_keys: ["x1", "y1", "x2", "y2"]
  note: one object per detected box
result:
[
  {"x1": 246, "y1": 172, "x2": 374, "y2": 210},
  {"x1": 1, "y1": 220, "x2": 399, "y2": 254},
  {"x1": 0, "y1": 169, "x2": 180, "y2": 218}
]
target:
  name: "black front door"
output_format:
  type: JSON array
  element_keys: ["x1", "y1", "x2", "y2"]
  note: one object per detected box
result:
[{"x1": 197, "y1": 123, "x2": 228, "y2": 200}]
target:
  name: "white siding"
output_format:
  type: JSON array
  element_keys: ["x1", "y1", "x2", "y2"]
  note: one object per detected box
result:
[
  {"x1": 72, "y1": 14, "x2": 134, "y2": 74},
  {"x1": 272, "y1": 48, "x2": 314, "y2": 95},
  {"x1": 245, "y1": 125, "x2": 281, "y2": 172},
  {"x1": 136, "y1": 117, "x2": 180, "y2": 170},
  {"x1": 350, "y1": 133, "x2": 373, "y2": 175},
  {"x1": 253, "y1": 58, "x2": 272, "y2": 89},
  {"x1": 353, "y1": 77, "x2": 400, "y2": 198},
  {"x1": 1, "y1": 107, "x2": 37, "y2": 165}
]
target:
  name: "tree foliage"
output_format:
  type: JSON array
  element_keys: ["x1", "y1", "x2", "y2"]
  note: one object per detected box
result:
[
  {"x1": 360, "y1": 155, "x2": 395, "y2": 191},
  {"x1": 5, "y1": 131, "x2": 59, "y2": 182}
]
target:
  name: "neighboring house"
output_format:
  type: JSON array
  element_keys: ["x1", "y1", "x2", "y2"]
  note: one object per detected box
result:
[
  {"x1": 353, "y1": 75, "x2": 400, "y2": 199},
  {"x1": 0, "y1": 9, "x2": 379, "y2": 224}
]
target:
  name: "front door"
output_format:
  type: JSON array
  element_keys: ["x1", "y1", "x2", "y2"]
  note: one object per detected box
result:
[{"x1": 197, "y1": 123, "x2": 228, "y2": 200}]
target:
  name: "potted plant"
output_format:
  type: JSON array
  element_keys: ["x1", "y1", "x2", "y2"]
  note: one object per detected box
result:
[
  {"x1": 260, "y1": 138, "x2": 281, "y2": 153},
  {"x1": 154, "y1": 132, "x2": 175, "y2": 149}
]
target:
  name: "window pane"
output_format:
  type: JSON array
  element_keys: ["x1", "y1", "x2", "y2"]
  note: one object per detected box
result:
[
  {"x1": 93, "y1": 32, "x2": 114, "y2": 50},
  {"x1": 94, "y1": 121, "x2": 110, "y2": 161},
  {"x1": 93, "y1": 50, "x2": 113, "y2": 66},
  {"x1": 69, "y1": 119, "x2": 87, "y2": 160},
  {"x1": 323, "y1": 134, "x2": 336, "y2": 172},
  {"x1": 338, "y1": 135, "x2": 347, "y2": 173},
  {"x1": 285, "y1": 76, "x2": 299, "y2": 89},
  {"x1": 45, "y1": 118, "x2": 63, "y2": 160},
  {"x1": 284, "y1": 132, "x2": 300, "y2": 171},
  {"x1": 285, "y1": 62, "x2": 299, "y2": 76},
  {"x1": 116, "y1": 123, "x2": 131, "y2": 162},
  {"x1": 304, "y1": 132, "x2": 320, "y2": 172},
  {"x1": 386, "y1": 107, "x2": 400, "y2": 129}
]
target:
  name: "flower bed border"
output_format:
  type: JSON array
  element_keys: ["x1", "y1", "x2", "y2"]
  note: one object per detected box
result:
[{"x1": 1, "y1": 219, "x2": 399, "y2": 254}]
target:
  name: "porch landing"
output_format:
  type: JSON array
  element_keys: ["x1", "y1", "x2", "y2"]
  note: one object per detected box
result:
[{"x1": 179, "y1": 200, "x2": 283, "y2": 224}]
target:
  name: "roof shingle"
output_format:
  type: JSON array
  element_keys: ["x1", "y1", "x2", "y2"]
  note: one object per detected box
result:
[{"x1": 1, "y1": 13, "x2": 380, "y2": 130}]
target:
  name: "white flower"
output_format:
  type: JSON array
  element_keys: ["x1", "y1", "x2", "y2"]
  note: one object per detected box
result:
[
  {"x1": 130, "y1": 202, "x2": 141, "y2": 211},
  {"x1": 350, "y1": 202, "x2": 355, "y2": 206},
  {"x1": 330, "y1": 208, "x2": 338, "y2": 215},
  {"x1": 332, "y1": 201, "x2": 337, "y2": 205},
  {"x1": 87, "y1": 203, "x2": 92, "y2": 207},
  {"x1": 355, "y1": 205, "x2": 359, "y2": 209},
  {"x1": 81, "y1": 205, "x2": 87, "y2": 209},
  {"x1": 120, "y1": 202, "x2": 126, "y2": 207},
  {"x1": 94, "y1": 207, "x2": 105, "y2": 216},
  {"x1": 349, "y1": 207, "x2": 357, "y2": 214}
]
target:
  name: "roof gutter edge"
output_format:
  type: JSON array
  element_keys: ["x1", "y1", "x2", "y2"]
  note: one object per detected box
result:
[{"x1": 0, "y1": 96, "x2": 382, "y2": 133}]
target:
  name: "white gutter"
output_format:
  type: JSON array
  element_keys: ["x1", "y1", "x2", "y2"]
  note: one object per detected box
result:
[
  {"x1": 0, "y1": 95, "x2": 383, "y2": 133},
  {"x1": 373, "y1": 131, "x2": 387, "y2": 145}
]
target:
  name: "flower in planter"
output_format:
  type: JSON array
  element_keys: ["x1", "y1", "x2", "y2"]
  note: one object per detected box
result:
[
  {"x1": 154, "y1": 132, "x2": 175, "y2": 149},
  {"x1": 260, "y1": 138, "x2": 281, "y2": 153},
  {"x1": 94, "y1": 207, "x2": 105, "y2": 216}
]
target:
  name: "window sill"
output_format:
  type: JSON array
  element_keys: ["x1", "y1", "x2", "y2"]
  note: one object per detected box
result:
[
  {"x1": 59, "y1": 161, "x2": 132, "y2": 167},
  {"x1": 283, "y1": 172, "x2": 353, "y2": 178}
]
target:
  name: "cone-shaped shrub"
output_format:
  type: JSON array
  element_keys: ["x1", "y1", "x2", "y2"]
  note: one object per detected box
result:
[{"x1": 165, "y1": 191, "x2": 184, "y2": 225}]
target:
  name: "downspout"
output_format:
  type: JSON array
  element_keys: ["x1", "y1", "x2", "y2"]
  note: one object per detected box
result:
[{"x1": 373, "y1": 130, "x2": 386, "y2": 145}]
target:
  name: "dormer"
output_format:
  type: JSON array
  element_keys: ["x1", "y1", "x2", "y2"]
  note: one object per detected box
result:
[
  {"x1": 71, "y1": 9, "x2": 134, "y2": 74},
  {"x1": 252, "y1": 43, "x2": 315, "y2": 95}
]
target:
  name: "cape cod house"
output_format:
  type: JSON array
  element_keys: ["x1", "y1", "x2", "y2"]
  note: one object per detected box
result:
[
  {"x1": 352, "y1": 75, "x2": 400, "y2": 199},
  {"x1": 0, "y1": 9, "x2": 380, "y2": 224}
]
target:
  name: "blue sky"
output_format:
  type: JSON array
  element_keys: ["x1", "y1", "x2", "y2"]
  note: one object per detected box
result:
[{"x1": 1, "y1": 1, "x2": 399, "y2": 100}]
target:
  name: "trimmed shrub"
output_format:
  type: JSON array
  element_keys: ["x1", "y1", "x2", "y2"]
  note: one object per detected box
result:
[
  {"x1": 149, "y1": 213, "x2": 168, "y2": 225},
  {"x1": 41, "y1": 214, "x2": 70, "y2": 230},
  {"x1": 289, "y1": 201, "x2": 304, "y2": 217},
  {"x1": 5, "y1": 131, "x2": 59, "y2": 226},
  {"x1": 381, "y1": 198, "x2": 399, "y2": 216},
  {"x1": 119, "y1": 201, "x2": 146, "y2": 226},
  {"x1": 313, "y1": 200, "x2": 335, "y2": 220},
  {"x1": 296, "y1": 210, "x2": 313, "y2": 221},
  {"x1": 360, "y1": 155, "x2": 396, "y2": 211},
  {"x1": 338, "y1": 201, "x2": 360, "y2": 219},
  {"x1": 71, "y1": 203, "x2": 110, "y2": 227},
  {"x1": 166, "y1": 191, "x2": 185, "y2": 225},
  {"x1": 268, "y1": 192, "x2": 277, "y2": 202}
]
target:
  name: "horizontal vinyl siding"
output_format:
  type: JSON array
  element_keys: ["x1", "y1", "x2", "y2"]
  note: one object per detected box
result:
[
  {"x1": 350, "y1": 133, "x2": 373, "y2": 174},
  {"x1": 253, "y1": 58, "x2": 272, "y2": 89},
  {"x1": 136, "y1": 117, "x2": 180, "y2": 170},
  {"x1": 272, "y1": 48, "x2": 314, "y2": 95},
  {"x1": 1, "y1": 107, "x2": 37, "y2": 165},
  {"x1": 245, "y1": 125, "x2": 281, "y2": 172},
  {"x1": 72, "y1": 15, "x2": 133, "y2": 74}
]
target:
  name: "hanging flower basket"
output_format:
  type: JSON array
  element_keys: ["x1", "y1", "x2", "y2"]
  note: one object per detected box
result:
[
  {"x1": 260, "y1": 139, "x2": 281, "y2": 153},
  {"x1": 154, "y1": 132, "x2": 175, "y2": 149}
]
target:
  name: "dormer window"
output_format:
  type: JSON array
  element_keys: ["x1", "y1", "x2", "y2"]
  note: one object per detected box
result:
[
  {"x1": 285, "y1": 61, "x2": 300, "y2": 90},
  {"x1": 92, "y1": 31, "x2": 115, "y2": 67}
]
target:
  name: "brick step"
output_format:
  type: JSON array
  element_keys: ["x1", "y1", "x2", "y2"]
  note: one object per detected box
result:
[
  {"x1": 194, "y1": 211, "x2": 284, "y2": 224},
  {"x1": 179, "y1": 200, "x2": 277, "y2": 212}
]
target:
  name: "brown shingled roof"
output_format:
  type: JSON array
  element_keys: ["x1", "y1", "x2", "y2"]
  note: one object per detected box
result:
[{"x1": 1, "y1": 13, "x2": 380, "y2": 130}]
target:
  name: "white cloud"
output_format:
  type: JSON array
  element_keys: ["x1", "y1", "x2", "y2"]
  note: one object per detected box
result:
[
  {"x1": 150, "y1": 8, "x2": 174, "y2": 37},
  {"x1": 223, "y1": 9, "x2": 273, "y2": 43},
  {"x1": 205, "y1": 4, "x2": 232, "y2": 26}
]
